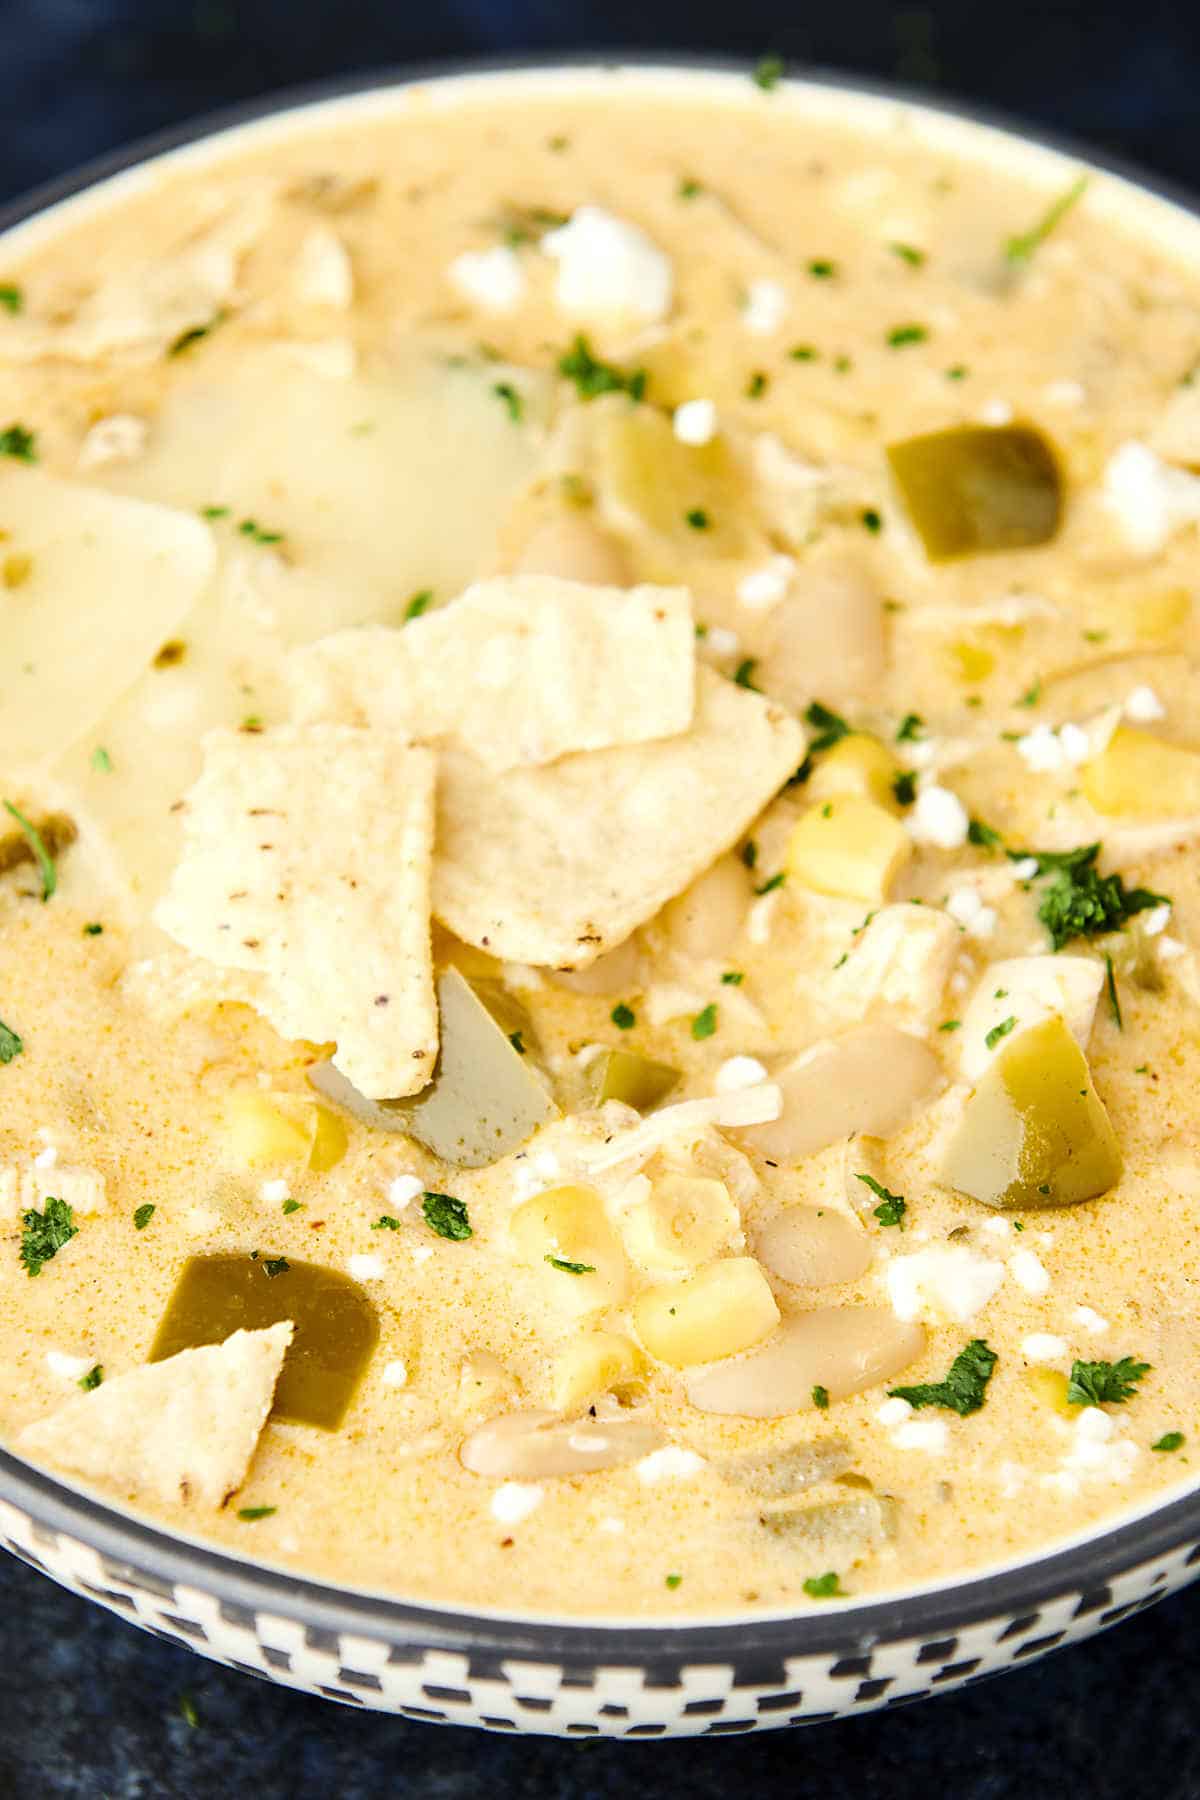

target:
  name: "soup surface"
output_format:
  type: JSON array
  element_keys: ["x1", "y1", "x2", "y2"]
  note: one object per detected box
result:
[{"x1": 1, "y1": 73, "x2": 1199, "y2": 1618}]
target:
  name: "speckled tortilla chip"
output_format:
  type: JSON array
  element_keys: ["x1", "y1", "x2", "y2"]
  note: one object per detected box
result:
[
  {"x1": 154, "y1": 725, "x2": 436, "y2": 1097},
  {"x1": 286, "y1": 574, "x2": 695, "y2": 771},
  {"x1": 17, "y1": 1323, "x2": 292, "y2": 1509},
  {"x1": 433, "y1": 667, "x2": 804, "y2": 966}
]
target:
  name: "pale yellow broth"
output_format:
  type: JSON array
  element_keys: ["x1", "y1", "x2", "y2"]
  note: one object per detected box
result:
[{"x1": 0, "y1": 77, "x2": 1199, "y2": 1617}]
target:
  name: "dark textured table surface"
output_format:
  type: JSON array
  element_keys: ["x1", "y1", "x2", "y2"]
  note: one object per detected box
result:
[{"x1": 3, "y1": 5, "x2": 1200, "y2": 1794}]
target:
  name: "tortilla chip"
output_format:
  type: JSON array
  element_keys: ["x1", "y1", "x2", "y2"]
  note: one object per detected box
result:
[
  {"x1": 0, "y1": 464, "x2": 216, "y2": 767},
  {"x1": 17, "y1": 1323, "x2": 292, "y2": 1509},
  {"x1": 287, "y1": 574, "x2": 695, "y2": 770},
  {"x1": 433, "y1": 667, "x2": 804, "y2": 965},
  {"x1": 154, "y1": 725, "x2": 437, "y2": 1097}
]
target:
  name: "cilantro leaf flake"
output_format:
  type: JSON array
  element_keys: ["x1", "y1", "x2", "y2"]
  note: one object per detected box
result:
[
  {"x1": 20, "y1": 1196, "x2": 77, "y2": 1277},
  {"x1": 890, "y1": 1338, "x2": 997, "y2": 1416},
  {"x1": 422, "y1": 1191, "x2": 472, "y2": 1241},
  {"x1": 1067, "y1": 1356, "x2": 1150, "y2": 1407}
]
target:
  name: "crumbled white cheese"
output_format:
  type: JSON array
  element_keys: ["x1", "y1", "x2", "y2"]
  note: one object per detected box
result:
[
  {"x1": 885, "y1": 1245, "x2": 1005, "y2": 1325},
  {"x1": 501, "y1": 963, "x2": 545, "y2": 990},
  {"x1": 945, "y1": 887, "x2": 998, "y2": 940},
  {"x1": 1021, "y1": 1332, "x2": 1068, "y2": 1362},
  {"x1": 33, "y1": 1145, "x2": 58, "y2": 1171},
  {"x1": 978, "y1": 398, "x2": 1014, "y2": 426},
  {"x1": 293, "y1": 227, "x2": 353, "y2": 309},
  {"x1": 997, "y1": 1460, "x2": 1027, "y2": 1498},
  {"x1": 449, "y1": 243, "x2": 526, "y2": 312},
  {"x1": 259, "y1": 1178, "x2": 290, "y2": 1205},
  {"x1": 981, "y1": 1216, "x2": 1013, "y2": 1241},
  {"x1": 542, "y1": 207, "x2": 673, "y2": 323},
  {"x1": 1125, "y1": 684, "x2": 1166, "y2": 723},
  {"x1": 1103, "y1": 439, "x2": 1200, "y2": 554},
  {"x1": 78, "y1": 413, "x2": 149, "y2": 471},
  {"x1": 1159, "y1": 935, "x2": 1187, "y2": 961},
  {"x1": 1010, "y1": 856, "x2": 1040, "y2": 881},
  {"x1": 1073, "y1": 1305, "x2": 1110, "y2": 1334},
  {"x1": 598, "y1": 1515, "x2": 626, "y2": 1534},
  {"x1": 45, "y1": 1350, "x2": 95, "y2": 1382},
  {"x1": 704, "y1": 626, "x2": 741, "y2": 658},
  {"x1": 1009, "y1": 1248, "x2": 1051, "y2": 1295},
  {"x1": 907, "y1": 785, "x2": 970, "y2": 850},
  {"x1": 737, "y1": 555, "x2": 795, "y2": 611},
  {"x1": 387, "y1": 1174, "x2": 424, "y2": 1212},
  {"x1": 1043, "y1": 379, "x2": 1086, "y2": 408},
  {"x1": 1059, "y1": 1405, "x2": 1139, "y2": 1483},
  {"x1": 747, "y1": 889, "x2": 782, "y2": 945},
  {"x1": 875, "y1": 1396, "x2": 913, "y2": 1427},
  {"x1": 381, "y1": 1359, "x2": 409, "y2": 1388},
  {"x1": 891, "y1": 1418, "x2": 949, "y2": 1454},
  {"x1": 673, "y1": 398, "x2": 717, "y2": 446},
  {"x1": 1016, "y1": 724, "x2": 1071, "y2": 773},
  {"x1": 348, "y1": 1253, "x2": 386, "y2": 1281},
  {"x1": 714, "y1": 1055, "x2": 770, "y2": 1094},
  {"x1": 410, "y1": 1244, "x2": 435, "y2": 1265},
  {"x1": 489, "y1": 1481, "x2": 544, "y2": 1526},
  {"x1": 635, "y1": 1446, "x2": 707, "y2": 1484},
  {"x1": 1142, "y1": 903, "x2": 1171, "y2": 936},
  {"x1": 185, "y1": 1205, "x2": 221, "y2": 1235},
  {"x1": 742, "y1": 279, "x2": 789, "y2": 334}
]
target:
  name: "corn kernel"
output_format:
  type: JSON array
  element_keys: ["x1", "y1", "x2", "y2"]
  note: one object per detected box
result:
[
  {"x1": 785, "y1": 795, "x2": 912, "y2": 903},
  {"x1": 947, "y1": 639, "x2": 995, "y2": 682},
  {"x1": 552, "y1": 1332, "x2": 645, "y2": 1411},
  {"x1": 806, "y1": 733, "x2": 901, "y2": 812},
  {"x1": 622, "y1": 1174, "x2": 740, "y2": 1270},
  {"x1": 509, "y1": 1184, "x2": 628, "y2": 1311},
  {"x1": 1082, "y1": 725, "x2": 1200, "y2": 818},
  {"x1": 633, "y1": 1256, "x2": 780, "y2": 1367},
  {"x1": 1023, "y1": 1366, "x2": 1077, "y2": 1417},
  {"x1": 223, "y1": 1091, "x2": 315, "y2": 1169},
  {"x1": 308, "y1": 1104, "x2": 349, "y2": 1172}
]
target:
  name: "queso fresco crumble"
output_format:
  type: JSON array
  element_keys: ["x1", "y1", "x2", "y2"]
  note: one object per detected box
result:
[{"x1": 0, "y1": 72, "x2": 1198, "y2": 1616}]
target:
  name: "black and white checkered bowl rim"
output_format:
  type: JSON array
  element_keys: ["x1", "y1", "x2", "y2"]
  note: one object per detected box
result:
[{"x1": 2, "y1": 52, "x2": 1198, "y2": 1674}]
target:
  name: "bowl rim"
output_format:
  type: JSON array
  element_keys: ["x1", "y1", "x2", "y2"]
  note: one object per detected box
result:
[{"x1": 2, "y1": 49, "x2": 1198, "y2": 1665}]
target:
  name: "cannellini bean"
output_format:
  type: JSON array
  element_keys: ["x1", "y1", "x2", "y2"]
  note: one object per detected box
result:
[
  {"x1": 516, "y1": 515, "x2": 633, "y2": 586},
  {"x1": 659, "y1": 855, "x2": 750, "y2": 959},
  {"x1": 736, "y1": 1026, "x2": 942, "y2": 1160},
  {"x1": 756, "y1": 1205, "x2": 873, "y2": 1287},
  {"x1": 552, "y1": 935, "x2": 641, "y2": 996},
  {"x1": 758, "y1": 562, "x2": 885, "y2": 706},
  {"x1": 685, "y1": 1306, "x2": 926, "y2": 1417},
  {"x1": 460, "y1": 1407, "x2": 664, "y2": 1478},
  {"x1": 718, "y1": 1436, "x2": 854, "y2": 1497}
]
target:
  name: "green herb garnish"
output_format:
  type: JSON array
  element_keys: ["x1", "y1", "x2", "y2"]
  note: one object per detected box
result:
[
  {"x1": 856, "y1": 1173, "x2": 907, "y2": 1228},
  {"x1": 754, "y1": 871, "x2": 786, "y2": 896},
  {"x1": 492, "y1": 381, "x2": 523, "y2": 422},
  {"x1": 611, "y1": 1002, "x2": 636, "y2": 1030},
  {"x1": 803, "y1": 1571, "x2": 845, "y2": 1599},
  {"x1": 83, "y1": 922, "x2": 103, "y2": 937},
  {"x1": 665, "y1": 1572, "x2": 684, "y2": 1588},
  {"x1": 678, "y1": 177, "x2": 703, "y2": 200},
  {"x1": 892, "y1": 770, "x2": 917, "y2": 807},
  {"x1": 557, "y1": 334, "x2": 646, "y2": 402},
  {"x1": 896, "y1": 712, "x2": 925, "y2": 743},
  {"x1": 404, "y1": 589, "x2": 433, "y2": 623},
  {"x1": 939, "y1": 1019, "x2": 962, "y2": 1032},
  {"x1": 1105, "y1": 954, "x2": 1122, "y2": 1030},
  {"x1": 282, "y1": 1198, "x2": 302, "y2": 1215},
  {"x1": 889, "y1": 243, "x2": 926, "y2": 267},
  {"x1": 1152, "y1": 1432, "x2": 1184, "y2": 1453},
  {"x1": 1027, "y1": 845, "x2": 1167, "y2": 951},
  {"x1": 861, "y1": 507, "x2": 883, "y2": 533},
  {"x1": 985, "y1": 1016, "x2": 1017, "y2": 1051},
  {"x1": 371, "y1": 1215, "x2": 402, "y2": 1231},
  {"x1": 887, "y1": 324, "x2": 928, "y2": 348},
  {"x1": 0, "y1": 285, "x2": 22, "y2": 314},
  {"x1": 733, "y1": 658, "x2": 759, "y2": 689},
  {"x1": 3, "y1": 800, "x2": 56, "y2": 899},
  {"x1": 812, "y1": 1384, "x2": 830, "y2": 1410},
  {"x1": 545, "y1": 1255, "x2": 596, "y2": 1275},
  {"x1": 890, "y1": 1338, "x2": 997, "y2": 1416},
  {"x1": 0, "y1": 423, "x2": 36, "y2": 461},
  {"x1": 422, "y1": 1191, "x2": 472, "y2": 1241},
  {"x1": 133, "y1": 1203, "x2": 155, "y2": 1231},
  {"x1": 691, "y1": 1003, "x2": 718, "y2": 1040},
  {"x1": 237, "y1": 1506, "x2": 277, "y2": 1521},
  {"x1": 0, "y1": 1017, "x2": 22, "y2": 1063},
  {"x1": 20, "y1": 1197, "x2": 77, "y2": 1277},
  {"x1": 1067, "y1": 1356, "x2": 1150, "y2": 1407},
  {"x1": 752, "y1": 54, "x2": 784, "y2": 90},
  {"x1": 967, "y1": 817, "x2": 1003, "y2": 849},
  {"x1": 167, "y1": 310, "x2": 226, "y2": 357},
  {"x1": 685, "y1": 507, "x2": 710, "y2": 530},
  {"x1": 262, "y1": 1256, "x2": 290, "y2": 1278},
  {"x1": 90, "y1": 746, "x2": 114, "y2": 773},
  {"x1": 721, "y1": 970, "x2": 744, "y2": 986},
  {"x1": 807, "y1": 260, "x2": 837, "y2": 279},
  {"x1": 508, "y1": 1030, "x2": 526, "y2": 1055},
  {"x1": 745, "y1": 370, "x2": 769, "y2": 399},
  {"x1": 78, "y1": 1365, "x2": 103, "y2": 1391},
  {"x1": 1006, "y1": 176, "x2": 1088, "y2": 264}
]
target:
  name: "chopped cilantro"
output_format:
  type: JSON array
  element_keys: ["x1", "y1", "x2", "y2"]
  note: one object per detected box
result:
[
  {"x1": 677, "y1": 176, "x2": 703, "y2": 200},
  {"x1": 812, "y1": 1384, "x2": 830, "y2": 1410},
  {"x1": 945, "y1": 364, "x2": 969, "y2": 381},
  {"x1": 665, "y1": 1572, "x2": 683, "y2": 1589},
  {"x1": 1152, "y1": 1432, "x2": 1184, "y2": 1453},
  {"x1": 236, "y1": 1506, "x2": 277, "y2": 1521},
  {"x1": 789, "y1": 344, "x2": 818, "y2": 362},
  {"x1": 3, "y1": 800, "x2": 56, "y2": 900},
  {"x1": 861, "y1": 507, "x2": 883, "y2": 533},
  {"x1": 807, "y1": 260, "x2": 837, "y2": 279},
  {"x1": 90, "y1": 746, "x2": 114, "y2": 773},
  {"x1": 790, "y1": 699, "x2": 852, "y2": 785},
  {"x1": 938, "y1": 1019, "x2": 962, "y2": 1032},
  {"x1": 832, "y1": 353, "x2": 853, "y2": 373},
  {"x1": 201, "y1": 504, "x2": 229, "y2": 519},
  {"x1": 282, "y1": 1198, "x2": 302, "y2": 1215},
  {"x1": 752, "y1": 54, "x2": 784, "y2": 90},
  {"x1": 740, "y1": 840, "x2": 758, "y2": 870},
  {"x1": 404, "y1": 589, "x2": 433, "y2": 623},
  {"x1": 179, "y1": 1692, "x2": 200, "y2": 1729},
  {"x1": 83, "y1": 922, "x2": 103, "y2": 936},
  {"x1": 754, "y1": 871, "x2": 786, "y2": 896},
  {"x1": 721, "y1": 970, "x2": 744, "y2": 986},
  {"x1": 745, "y1": 370, "x2": 769, "y2": 399},
  {"x1": 611, "y1": 1002, "x2": 636, "y2": 1030},
  {"x1": 508, "y1": 1030, "x2": 526, "y2": 1055},
  {"x1": 1023, "y1": 844, "x2": 1167, "y2": 951},
  {"x1": 167, "y1": 311, "x2": 226, "y2": 357},
  {"x1": 545, "y1": 1254, "x2": 596, "y2": 1275},
  {"x1": 803, "y1": 1571, "x2": 845, "y2": 1599},
  {"x1": 236, "y1": 518, "x2": 283, "y2": 545},
  {"x1": 240, "y1": 715, "x2": 264, "y2": 733},
  {"x1": 422, "y1": 1191, "x2": 472, "y2": 1241},
  {"x1": 1067, "y1": 1356, "x2": 1150, "y2": 1407},
  {"x1": 133, "y1": 1203, "x2": 155, "y2": 1231},
  {"x1": 20, "y1": 1196, "x2": 77, "y2": 1277},
  {"x1": 691, "y1": 1003, "x2": 718, "y2": 1040},
  {"x1": 1018, "y1": 677, "x2": 1043, "y2": 707},
  {"x1": 856, "y1": 1173, "x2": 907, "y2": 1228},
  {"x1": 967, "y1": 817, "x2": 1003, "y2": 850},
  {"x1": 371, "y1": 1214, "x2": 402, "y2": 1231},
  {"x1": 890, "y1": 1338, "x2": 997, "y2": 1416},
  {"x1": 896, "y1": 712, "x2": 925, "y2": 743},
  {"x1": 733, "y1": 658, "x2": 759, "y2": 689},
  {"x1": 0, "y1": 423, "x2": 36, "y2": 461},
  {"x1": 889, "y1": 243, "x2": 926, "y2": 267},
  {"x1": 0, "y1": 1017, "x2": 22, "y2": 1063},
  {"x1": 557, "y1": 335, "x2": 646, "y2": 402},
  {"x1": 887, "y1": 324, "x2": 928, "y2": 348},
  {"x1": 985, "y1": 1016, "x2": 1017, "y2": 1051},
  {"x1": 492, "y1": 381, "x2": 523, "y2": 422},
  {"x1": 78, "y1": 1365, "x2": 103, "y2": 1391},
  {"x1": 892, "y1": 770, "x2": 917, "y2": 807},
  {"x1": 0, "y1": 284, "x2": 22, "y2": 314},
  {"x1": 1006, "y1": 175, "x2": 1088, "y2": 264},
  {"x1": 262, "y1": 1256, "x2": 290, "y2": 1278},
  {"x1": 685, "y1": 507, "x2": 710, "y2": 530},
  {"x1": 1105, "y1": 954, "x2": 1122, "y2": 1030}
]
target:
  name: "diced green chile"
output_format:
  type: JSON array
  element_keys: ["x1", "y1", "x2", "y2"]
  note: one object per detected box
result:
[
  {"x1": 587, "y1": 1047, "x2": 681, "y2": 1111},
  {"x1": 942, "y1": 1015, "x2": 1122, "y2": 1210},
  {"x1": 308, "y1": 967, "x2": 557, "y2": 1167},
  {"x1": 149, "y1": 1253, "x2": 378, "y2": 1429},
  {"x1": 887, "y1": 424, "x2": 1062, "y2": 560}
]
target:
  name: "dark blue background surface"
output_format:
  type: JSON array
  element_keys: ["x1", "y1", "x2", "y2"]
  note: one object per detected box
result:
[{"x1": 2, "y1": 5, "x2": 1198, "y2": 1794}]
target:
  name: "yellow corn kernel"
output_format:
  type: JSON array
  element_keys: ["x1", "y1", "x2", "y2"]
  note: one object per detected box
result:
[
  {"x1": 806, "y1": 733, "x2": 901, "y2": 812},
  {"x1": 947, "y1": 639, "x2": 995, "y2": 683},
  {"x1": 633, "y1": 1256, "x2": 780, "y2": 1367},
  {"x1": 622, "y1": 1174, "x2": 741, "y2": 1271},
  {"x1": 308, "y1": 1104, "x2": 349, "y2": 1172},
  {"x1": 1081, "y1": 725, "x2": 1200, "y2": 818},
  {"x1": 552, "y1": 1332, "x2": 645, "y2": 1411},
  {"x1": 223, "y1": 1091, "x2": 315, "y2": 1169},
  {"x1": 785, "y1": 795, "x2": 912, "y2": 903},
  {"x1": 1023, "y1": 1366, "x2": 1077, "y2": 1418},
  {"x1": 508, "y1": 1184, "x2": 628, "y2": 1311}
]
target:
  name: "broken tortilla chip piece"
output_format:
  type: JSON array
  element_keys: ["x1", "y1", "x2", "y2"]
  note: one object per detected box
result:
[
  {"x1": 17, "y1": 1322, "x2": 292, "y2": 1509},
  {"x1": 286, "y1": 573, "x2": 695, "y2": 771},
  {"x1": 433, "y1": 666, "x2": 804, "y2": 966},
  {"x1": 154, "y1": 725, "x2": 437, "y2": 1098}
]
